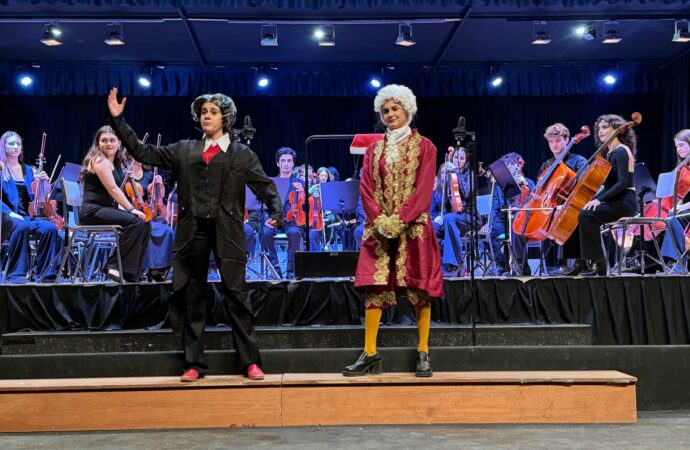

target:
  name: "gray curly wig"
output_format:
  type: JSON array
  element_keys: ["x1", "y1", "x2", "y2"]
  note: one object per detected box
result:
[{"x1": 190, "y1": 93, "x2": 237, "y2": 133}]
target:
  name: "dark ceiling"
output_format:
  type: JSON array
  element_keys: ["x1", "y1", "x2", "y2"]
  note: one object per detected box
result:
[{"x1": 1, "y1": 1, "x2": 690, "y2": 68}]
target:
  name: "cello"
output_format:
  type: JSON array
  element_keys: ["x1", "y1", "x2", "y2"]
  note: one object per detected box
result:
[
  {"x1": 547, "y1": 112, "x2": 642, "y2": 245},
  {"x1": 28, "y1": 132, "x2": 65, "y2": 229},
  {"x1": 512, "y1": 126, "x2": 591, "y2": 241}
]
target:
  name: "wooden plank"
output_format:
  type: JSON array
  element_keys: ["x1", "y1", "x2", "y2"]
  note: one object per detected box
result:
[
  {"x1": 0, "y1": 375, "x2": 282, "y2": 392},
  {"x1": 282, "y1": 384, "x2": 637, "y2": 425},
  {"x1": 281, "y1": 371, "x2": 637, "y2": 385},
  {"x1": 1, "y1": 387, "x2": 282, "y2": 432}
]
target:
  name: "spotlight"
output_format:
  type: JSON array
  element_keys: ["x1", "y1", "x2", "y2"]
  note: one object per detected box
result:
[
  {"x1": 490, "y1": 73, "x2": 504, "y2": 88},
  {"x1": 261, "y1": 24, "x2": 278, "y2": 47},
  {"x1": 18, "y1": 74, "x2": 33, "y2": 88},
  {"x1": 370, "y1": 78, "x2": 381, "y2": 88},
  {"x1": 396, "y1": 24, "x2": 416, "y2": 47},
  {"x1": 602, "y1": 21, "x2": 621, "y2": 44},
  {"x1": 532, "y1": 21, "x2": 551, "y2": 45},
  {"x1": 138, "y1": 74, "x2": 151, "y2": 88},
  {"x1": 40, "y1": 23, "x2": 62, "y2": 46},
  {"x1": 673, "y1": 20, "x2": 690, "y2": 43},
  {"x1": 603, "y1": 74, "x2": 617, "y2": 85},
  {"x1": 257, "y1": 72, "x2": 270, "y2": 88},
  {"x1": 104, "y1": 23, "x2": 125, "y2": 46},
  {"x1": 315, "y1": 25, "x2": 335, "y2": 47},
  {"x1": 575, "y1": 25, "x2": 596, "y2": 41}
]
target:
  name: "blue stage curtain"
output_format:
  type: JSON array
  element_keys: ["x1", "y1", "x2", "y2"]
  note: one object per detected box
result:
[
  {"x1": 2, "y1": 63, "x2": 661, "y2": 97},
  {"x1": 661, "y1": 57, "x2": 690, "y2": 153}
]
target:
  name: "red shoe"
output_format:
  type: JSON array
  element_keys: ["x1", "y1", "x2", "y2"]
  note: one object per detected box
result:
[
  {"x1": 247, "y1": 363, "x2": 265, "y2": 380},
  {"x1": 180, "y1": 368, "x2": 201, "y2": 382}
]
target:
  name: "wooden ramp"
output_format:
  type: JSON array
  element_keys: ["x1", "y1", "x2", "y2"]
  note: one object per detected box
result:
[{"x1": 0, "y1": 371, "x2": 637, "y2": 432}]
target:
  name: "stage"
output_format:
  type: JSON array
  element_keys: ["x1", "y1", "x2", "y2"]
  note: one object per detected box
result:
[{"x1": 1, "y1": 275, "x2": 689, "y2": 346}]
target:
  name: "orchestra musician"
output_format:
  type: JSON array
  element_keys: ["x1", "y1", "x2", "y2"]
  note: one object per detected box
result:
[
  {"x1": 660, "y1": 129, "x2": 690, "y2": 267},
  {"x1": 538, "y1": 123, "x2": 587, "y2": 274},
  {"x1": 563, "y1": 114, "x2": 639, "y2": 276},
  {"x1": 0, "y1": 131, "x2": 62, "y2": 283},
  {"x1": 260, "y1": 147, "x2": 304, "y2": 279},
  {"x1": 78, "y1": 126, "x2": 151, "y2": 283}
]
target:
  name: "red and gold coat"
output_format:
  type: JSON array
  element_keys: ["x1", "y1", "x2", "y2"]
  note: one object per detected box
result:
[{"x1": 354, "y1": 130, "x2": 444, "y2": 299}]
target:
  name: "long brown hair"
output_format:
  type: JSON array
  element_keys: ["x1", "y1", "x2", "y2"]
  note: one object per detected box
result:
[
  {"x1": 79, "y1": 126, "x2": 123, "y2": 182},
  {"x1": 593, "y1": 114, "x2": 637, "y2": 157}
]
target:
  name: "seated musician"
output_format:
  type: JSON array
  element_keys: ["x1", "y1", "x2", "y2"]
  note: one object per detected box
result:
[
  {"x1": 260, "y1": 147, "x2": 304, "y2": 279},
  {"x1": 563, "y1": 114, "x2": 638, "y2": 276},
  {"x1": 660, "y1": 129, "x2": 690, "y2": 266},
  {"x1": 353, "y1": 196, "x2": 366, "y2": 249},
  {"x1": 78, "y1": 126, "x2": 151, "y2": 282},
  {"x1": 0, "y1": 131, "x2": 61, "y2": 283},
  {"x1": 126, "y1": 155, "x2": 175, "y2": 282},
  {"x1": 539, "y1": 123, "x2": 588, "y2": 274},
  {"x1": 486, "y1": 152, "x2": 535, "y2": 276},
  {"x1": 430, "y1": 165, "x2": 445, "y2": 242},
  {"x1": 438, "y1": 147, "x2": 474, "y2": 276}
]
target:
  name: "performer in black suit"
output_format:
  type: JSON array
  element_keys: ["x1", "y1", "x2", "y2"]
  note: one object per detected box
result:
[{"x1": 107, "y1": 88, "x2": 283, "y2": 382}]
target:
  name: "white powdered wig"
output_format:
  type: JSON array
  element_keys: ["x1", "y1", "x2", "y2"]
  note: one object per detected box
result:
[{"x1": 373, "y1": 84, "x2": 417, "y2": 119}]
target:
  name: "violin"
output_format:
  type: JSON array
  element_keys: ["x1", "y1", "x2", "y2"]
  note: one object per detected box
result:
[
  {"x1": 122, "y1": 160, "x2": 153, "y2": 223},
  {"x1": 547, "y1": 113, "x2": 642, "y2": 245},
  {"x1": 440, "y1": 147, "x2": 463, "y2": 216},
  {"x1": 285, "y1": 189, "x2": 306, "y2": 226},
  {"x1": 637, "y1": 156, "x2": 690, "y2": 240},
  {"x1": 512, "y1": 126, "x2": 591, "y2": 241},
  {"x1": 28, "y1": 132, "x2": 65, "y2": 229},
  {"x1": 147, "y1": 135, "x2": 167, "y2": 221}
]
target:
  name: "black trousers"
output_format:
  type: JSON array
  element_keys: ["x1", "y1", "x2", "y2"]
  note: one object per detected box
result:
[
  {"x1": 563, "y1": 190, "x2": 638, "y2": 262},
  {"x1": 175, "y1": 219, "x2": 261, "y2": 374},
  {"x1": 79, "y1": 204, "x2": 151, "y2": 279}
]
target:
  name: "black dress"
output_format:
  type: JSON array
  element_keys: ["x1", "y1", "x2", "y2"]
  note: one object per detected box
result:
[
  {"x1": 79, "y1": 167, "x2": 151, "y2": 281},
  {"x1": 564, "y1": 146, "x2": 638, "y2": 262}
]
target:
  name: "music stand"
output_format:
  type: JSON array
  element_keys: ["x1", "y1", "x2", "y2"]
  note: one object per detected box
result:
[
  {"x1": 245, "y1": 185, "x2": 280, "y2": 280},
  {"x1": 487, "y1": 158, "x2": 522, "y2": 275},
  {"x1": 320, "y1": 180, "x2": 360, "y2": 251},
  {"x1": 49, "y1": 162, "x2": 82, "y2": 202}
]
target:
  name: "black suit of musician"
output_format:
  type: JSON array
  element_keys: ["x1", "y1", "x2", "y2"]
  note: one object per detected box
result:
[{"x1": 107, "y1": 88, "x2": 284, "y2": 381}]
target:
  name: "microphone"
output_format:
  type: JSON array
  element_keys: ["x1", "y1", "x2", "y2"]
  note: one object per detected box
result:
[{"x1": 241, "y1": 115, "x2": 256, "y2": 142}]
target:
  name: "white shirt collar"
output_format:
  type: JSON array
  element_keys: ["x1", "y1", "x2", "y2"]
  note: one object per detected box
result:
[{"x1": 204, "y1": 133, "x2": 230, "y2": 152}]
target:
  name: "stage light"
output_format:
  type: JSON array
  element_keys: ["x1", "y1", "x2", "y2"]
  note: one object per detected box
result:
[
  {"x1": 40, "y1": 23, "x2": 62, "y2": 46},
  {"x1": 673, "y1": 20, "x2": 690, "y2": 43},
  {"x1": 257, "y1": 72, "x2": 270, "y2": 88},
  {"x1": 138, "y1": 74, "x2": 151, "y2": 88},
  {"x1": 603, "y1": 74, "x2": 617, "y2": 85},
  {"x1": 575, "y1": 25, "x2": 596, "y2": 41},
  {"x1": 104, "y1": 23, "x2": 125, "y2": 46},
  {"x1": 396, "y1": 24, "x2": 416, "y2": 47},
  {"x1": 19, "y1": 75, "x2": 33, "y2": 88},
  {"x1": 370, "y1": 78, "x2": 381, "y2": 88},
  {"x1": 314, "y1": 25, "x2": 335, "y2": 47},
  {"x1": 532, "y1": 21, "x2": 551, "y2": 45},
  {"x1": 490, "y1": 75, "x2": 503, "y2": 87},
  {"x1": 602, "y1": 21, "x2": 622, "y2": 44},
  {"x1": 261, "y1": 24, "x2": 278, "y2": 47}
]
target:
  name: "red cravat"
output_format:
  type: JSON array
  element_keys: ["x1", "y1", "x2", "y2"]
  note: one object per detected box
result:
[{"x1": 202, "y1": 143, "x2": 221, "y2": 165}]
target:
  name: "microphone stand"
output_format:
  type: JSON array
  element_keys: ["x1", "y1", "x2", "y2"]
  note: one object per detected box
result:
[{"x1": 453, "y1": 117, "x2": 479, "y2": 346}]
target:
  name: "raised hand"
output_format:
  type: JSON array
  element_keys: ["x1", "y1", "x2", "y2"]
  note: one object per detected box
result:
[{"x1": 107, "y1": 87, "x2": 127, "y2": 117}]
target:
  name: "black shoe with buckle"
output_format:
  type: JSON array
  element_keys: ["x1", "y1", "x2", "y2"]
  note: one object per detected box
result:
[
  {"x1": 342, "y1": 351, "x2": 382, "y2": 377},
  {"x1": 415, "y1": 351, "x2": 433, "y2": 377}
]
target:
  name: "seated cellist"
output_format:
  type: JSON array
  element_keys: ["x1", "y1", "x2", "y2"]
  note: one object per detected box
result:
[
  {"x1": 660, "y1": 129, "x2": 690, "y2": 268},
  {"x1": 538, "y1": 123, "x2": 588, "y2": 274},
  {"x1": 562, "y1": 114, "x2": 639, "y2": 276}
]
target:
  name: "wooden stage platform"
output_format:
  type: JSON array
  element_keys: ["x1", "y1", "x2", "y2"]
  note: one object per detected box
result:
[{"x1": 0, "y1": 371, "x2": 637, "y2": 431}]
